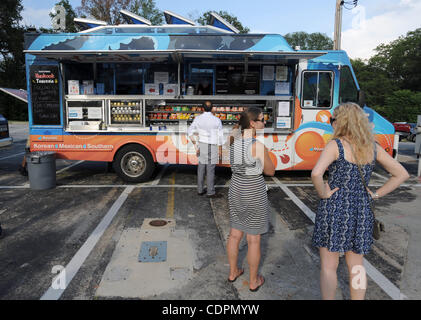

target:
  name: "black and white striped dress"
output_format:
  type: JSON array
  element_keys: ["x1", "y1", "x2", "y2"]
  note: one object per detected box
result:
[{"x1": 228, "y1": 137, "x2": 269, "y2": 235}]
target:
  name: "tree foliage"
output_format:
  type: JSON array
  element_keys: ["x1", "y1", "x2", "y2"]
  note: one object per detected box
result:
[
  {"x1": 371, "y1": 28, "x2": 421, "y2": 92},
  {"x1": 351, "y1": 58, "x2": 398, "y2": 109},
  {"x1": 352, "y1": 28, "x2": 421, "y2": 123},
  {"x1": 0, "y1": 0, "x2": 23, "y2": 60},
  {"x1": 284, "y1": 31, "x2": 333, "y2": 50},
  {"x1": 0, "y1": 0, "x2": 27, "y2": 120},
  {"x1": 129, "y1": 0, "x2": 163, "y2": 25},
  {"x1": 196, "y1": 11, "x2": 249, "y2": 34},
  {"x1": 77, "y1": 0, "x2": 131, "y2": 25},
  {"x1": 376, "y1": 90, "x2": 421, "y2": 123},
  {"x1": 76, "y1": 0, "x2": 163, "y2": 25}
]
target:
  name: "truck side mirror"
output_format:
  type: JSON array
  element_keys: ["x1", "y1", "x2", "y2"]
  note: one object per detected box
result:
[{"x1": 358, "y1": 90, "x2": 366, "y2": 108}]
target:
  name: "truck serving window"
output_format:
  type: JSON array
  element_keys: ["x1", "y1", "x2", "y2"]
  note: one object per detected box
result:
[
  {"x1": 115, "y1": 63, "x2": 143, "y2": 95},
  {"x1": 302, "y1": 71, "x2": 333, "y2": 108},
  {"x1": 339, "y1": 66, "x2": 359, "y2": 104}
]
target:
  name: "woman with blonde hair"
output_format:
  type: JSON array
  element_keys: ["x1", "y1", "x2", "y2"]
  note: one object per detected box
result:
[{"x1": 311, "y1": 103, "x2": 409, "y2": 300}]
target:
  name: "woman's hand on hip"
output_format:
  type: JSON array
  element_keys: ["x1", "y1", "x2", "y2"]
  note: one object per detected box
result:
[{"x1": 321, "y1": 182, "x2": 339, "y2": 199}]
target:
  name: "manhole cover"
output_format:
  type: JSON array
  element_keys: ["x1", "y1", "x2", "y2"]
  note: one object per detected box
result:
[{"x1": 149, "y1": 219, "x2": 168, "y2": 227}]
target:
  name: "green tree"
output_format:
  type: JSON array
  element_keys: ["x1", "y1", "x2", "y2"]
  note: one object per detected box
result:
[
  {"x1": 283, "y1": 31, "x2": 333, "y2": 50},
  {"x1": 196, "y1": 11, "x2": 249, "y2": 34},
  {"x1": 352, "y1": 28, "x2": 421, "y2": 122},
  {"x1": 0, "y1": 0, "x2": 27, "y2": 121},
  {"x1": 0, "y1": 0, "x2": 23, "y2": 60},
  {"x1": 50, "y1": 0, "x2": 78, "y2": 33},
  {"x1": 129, "y1": 0, "x2": 163, "y2": 25},
  {"x1": 77, "y1": 0, "x2": 131, "y2": 25},
  {"x1": 376, "y1": 90, "x2": 421, "y2": 123},
  {"x1": 370, "y1": 28, "x2": 421, "y2": 92},
  {"x1": 351, "y1": 58, "x2": 398, "y2": 109}
]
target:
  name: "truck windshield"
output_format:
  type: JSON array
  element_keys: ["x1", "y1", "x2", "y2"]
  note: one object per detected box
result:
[{"x1": 339, "y1": 66, "x2": 358, "y2": 104}]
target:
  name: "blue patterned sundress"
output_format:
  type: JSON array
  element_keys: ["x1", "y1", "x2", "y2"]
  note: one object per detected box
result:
[{"x1": 312, "y1": 139, "x2": 377, "y2": 255}]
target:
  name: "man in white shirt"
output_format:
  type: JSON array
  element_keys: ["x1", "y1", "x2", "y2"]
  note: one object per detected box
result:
[{"x1": 188, "y1": 101, "x2": 224, "y2": 198}]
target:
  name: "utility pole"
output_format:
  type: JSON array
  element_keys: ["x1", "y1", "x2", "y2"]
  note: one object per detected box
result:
[{"x1": 334, "y1": 0, "x2": 344, "y2": 50}]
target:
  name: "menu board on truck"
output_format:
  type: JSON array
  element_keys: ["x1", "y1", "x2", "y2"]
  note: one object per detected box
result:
[{"x1": 30, "y1": 65, "x2": 61, "y2": 125}]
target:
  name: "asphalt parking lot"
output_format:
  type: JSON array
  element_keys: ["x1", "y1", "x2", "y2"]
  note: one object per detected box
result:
[{"x1": 0, "y1": 124, "x2": 420, "y2": 300}]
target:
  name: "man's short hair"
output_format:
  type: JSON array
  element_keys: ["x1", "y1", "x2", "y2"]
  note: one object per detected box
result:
[{"x1": 203, "y1": 101, "x2": 212, "y2": 112}]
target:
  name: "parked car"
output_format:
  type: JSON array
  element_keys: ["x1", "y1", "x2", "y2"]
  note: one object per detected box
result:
[
  {"x1": 393, "y1": 122, "x2": 412, "y2": 141},
  {"x1": 393, "y1": 122, "x2": 411, "y2": 133},
  {"x1": 0, "y1": 114, "x2": 13, "y2": 148},
  {"x1": 408, "y1": 123, "x2": 417, "y2": 142}
]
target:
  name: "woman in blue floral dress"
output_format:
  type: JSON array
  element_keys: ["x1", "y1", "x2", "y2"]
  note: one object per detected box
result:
[{"x1": 311, "y1": 103, "x2": 409, "y2": 300}]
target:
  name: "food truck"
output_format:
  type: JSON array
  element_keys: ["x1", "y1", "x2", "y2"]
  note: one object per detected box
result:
[{"x1": 23, "y1": 11, "x2": 396, "y2": 182}]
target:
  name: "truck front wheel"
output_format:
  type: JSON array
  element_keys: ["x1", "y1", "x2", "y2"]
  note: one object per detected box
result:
[{"x1": 113, "y1": 144, "x2": 155, "y2": 183}]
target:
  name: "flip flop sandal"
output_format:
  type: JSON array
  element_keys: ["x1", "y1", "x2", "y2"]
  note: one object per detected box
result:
[
  {"x1": 249, "y1": 275, "x2": 265, "y2": 292},
  {"x1": 227, "y1": 268, "x2": 244, "y2": 283}
]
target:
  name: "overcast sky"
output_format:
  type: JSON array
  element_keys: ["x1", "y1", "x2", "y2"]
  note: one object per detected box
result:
[{"x1": 21, "y1": 0, "x2": 421, "y2": 60}]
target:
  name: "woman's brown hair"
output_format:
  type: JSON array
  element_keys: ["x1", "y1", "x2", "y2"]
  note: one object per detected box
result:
[
  {"x1": 238, "y1": 107, "x2": 262, "y2": 130},
  {"x1": 230, "y1": 107, "x2": 263, "y2": 145}
]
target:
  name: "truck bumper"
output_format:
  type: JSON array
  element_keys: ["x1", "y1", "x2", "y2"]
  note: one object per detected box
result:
[{"x1": 0, "y1": 137, "x2": 13, "y2": 148}]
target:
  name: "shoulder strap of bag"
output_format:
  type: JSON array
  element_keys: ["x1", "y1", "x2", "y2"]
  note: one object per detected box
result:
[{"x1": 343, "y1": 139, "x2": 376, "y2": 217}]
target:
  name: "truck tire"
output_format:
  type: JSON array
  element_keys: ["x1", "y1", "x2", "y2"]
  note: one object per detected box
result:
[{"x1": 113, "y1": 144, "x2": 155, "y2": 183}]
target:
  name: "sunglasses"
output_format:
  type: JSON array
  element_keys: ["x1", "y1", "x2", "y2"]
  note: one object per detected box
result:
[
  {"x1": 330, "y1": 117, "x2": 336, "y2": 124},
  {"x1": 254, "y1": 118, "x2": 265, "y2": 123}
]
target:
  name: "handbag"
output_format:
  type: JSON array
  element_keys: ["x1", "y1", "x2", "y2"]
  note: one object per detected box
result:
[{"x1": 347, "y1": 140, "x2": 385, "y2": 240}]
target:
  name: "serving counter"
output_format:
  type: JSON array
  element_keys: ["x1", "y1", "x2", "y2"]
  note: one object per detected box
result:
[{"x1": 64, "y1": 95, "x2": 295, "y2": 134}]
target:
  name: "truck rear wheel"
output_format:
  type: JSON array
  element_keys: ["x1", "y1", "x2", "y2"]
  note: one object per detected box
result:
[{"x1": 113, "y1": 144, "x2": 155, "y2": 183}]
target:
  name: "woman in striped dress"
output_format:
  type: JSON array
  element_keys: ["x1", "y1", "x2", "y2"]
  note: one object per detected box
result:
[
  {"x1": 226, "y1": 107, "x2": 275, "y2": 292},
  {"x1": 311, "y1": 103, "x2": 409, "y2": 299}
]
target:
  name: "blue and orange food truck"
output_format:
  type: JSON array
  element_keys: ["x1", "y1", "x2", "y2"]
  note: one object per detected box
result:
[{"x1": 23, "y1": 11, "x2": 396, "y2": 182}]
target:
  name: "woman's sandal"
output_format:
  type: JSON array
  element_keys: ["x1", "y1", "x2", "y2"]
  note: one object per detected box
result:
[
  {"x1": 227, "y1": 268, "x2": 244, "y2": 283},
  {"x1": 249, "y1": 275, "x2": 265, "y2": 292}
]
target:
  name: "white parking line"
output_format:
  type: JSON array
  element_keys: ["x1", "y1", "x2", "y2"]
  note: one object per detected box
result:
[
  {"x1": 0, "y1": 186, "x2": 28, "y2": 189},
  {"x1": 272, "y1": 177, "x2": 316, "y2": 223},
  {"x1": 271, "y1": 176, "x2": 407, "y2": 300},
  {"x1": 1, "y1": 183, "x2": 420, "y2": 190},
  {"x1": 0, "y1": 152, "x2": 25, "y2": 161},
  {"x1": 40, "y1": 186, "x2": 135, "y2": 300},
  {"x1": 372, "y1": 172, "x2": 389, "y2": 181},
  {"x1": 56, "y1": 160, "x2": 85, "y2": 174}
]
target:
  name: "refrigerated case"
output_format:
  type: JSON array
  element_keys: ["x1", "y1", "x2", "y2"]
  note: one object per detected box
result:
[
  {"x1": 144, "y1": 99, "x2": 275, "y2": 128},
  {"x1": 66, "y1": 97, "x2": 145, "y2": 131},
  {"x1": 109, "y1": 98, "x2": 143, "y2": 126}
]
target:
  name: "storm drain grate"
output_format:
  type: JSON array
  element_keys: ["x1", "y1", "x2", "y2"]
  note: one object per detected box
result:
[
  {"x1": 149, "y1": 219, "x2": 168, "y2": 227},
  {"x1": 138, "y1": 241, "x2": 167, "y2": 262}
]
